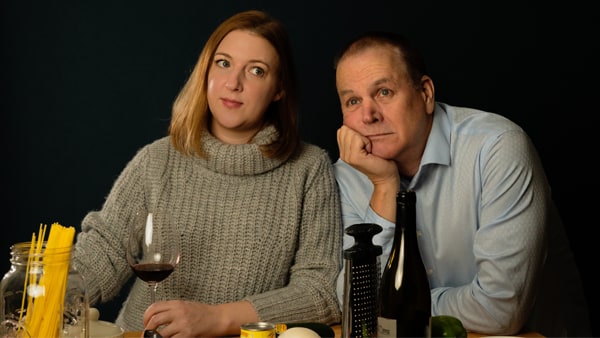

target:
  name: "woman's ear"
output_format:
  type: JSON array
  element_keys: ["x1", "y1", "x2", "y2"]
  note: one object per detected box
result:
[{"x1": 273, "y1": 89, "x2": 284, "y2": 102}]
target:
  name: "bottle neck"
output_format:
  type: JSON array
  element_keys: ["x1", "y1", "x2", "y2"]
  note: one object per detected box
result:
[{"x1": 394, "y1": 190, "x2": 417, "y2": 237}]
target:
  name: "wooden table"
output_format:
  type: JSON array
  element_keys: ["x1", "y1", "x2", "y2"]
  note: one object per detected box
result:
[
  {"x1": 124, "y1": 324, "x2": 544, "y2": 337},
  {"x1": 330, "y1": 325, "x2": 544, "y2": 337}
]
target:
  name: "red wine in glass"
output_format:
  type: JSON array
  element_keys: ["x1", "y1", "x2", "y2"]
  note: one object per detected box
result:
[
  {"x1": 132, "y1": 263, "x2": 175, "y2": 283},
  {"x1": 127, "y1": 210, "x2": 180, "y2": 338},
  {"x1": 126, "y1": 210, "x2": 181, "y2": 305}
]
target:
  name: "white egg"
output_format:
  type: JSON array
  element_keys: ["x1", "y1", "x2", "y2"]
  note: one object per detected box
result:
[{"x1": 278, "y1": 327, "x2": 321, "y2": 338}]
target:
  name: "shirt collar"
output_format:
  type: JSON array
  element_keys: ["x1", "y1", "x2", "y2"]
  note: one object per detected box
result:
[{"x1": 421, "y1": 102, "x2": 451, "y2": 167}]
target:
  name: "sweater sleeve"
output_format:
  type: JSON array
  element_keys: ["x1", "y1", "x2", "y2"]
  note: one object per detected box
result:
[
  {"x1": 72, "y1": 145, "x2": 151, "y2": 305},
  {"x1": 244, "y1": 146, "x2": 343, "y2": 325}
]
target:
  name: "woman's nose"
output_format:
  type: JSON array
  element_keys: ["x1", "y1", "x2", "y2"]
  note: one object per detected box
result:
[{"x1": 225, "y1": 72, "x2": 242, "y2": 91}]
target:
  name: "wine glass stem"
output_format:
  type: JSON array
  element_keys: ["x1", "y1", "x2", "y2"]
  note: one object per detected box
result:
[{"x1": 150, "y1": 282, "x2": 158, "y2": 304}]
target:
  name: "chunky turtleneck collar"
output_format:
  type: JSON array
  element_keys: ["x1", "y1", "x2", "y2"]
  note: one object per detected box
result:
[{"x1": 194, "y1": 125, "x2": 287, "y2": 176}]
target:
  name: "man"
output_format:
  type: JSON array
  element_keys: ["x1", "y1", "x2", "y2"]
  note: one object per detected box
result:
[{"x1": 333, "y1": 31, "x2": 590, "y2": 337}]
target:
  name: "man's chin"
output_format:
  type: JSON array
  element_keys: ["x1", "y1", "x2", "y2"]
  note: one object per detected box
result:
[{"x1": 370, "y1": 149, "x2": 396, "y2": 160}]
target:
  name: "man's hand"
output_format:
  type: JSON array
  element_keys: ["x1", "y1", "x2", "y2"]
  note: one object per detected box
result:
[
  {"x1": 337, "y1": 125, "x2": 398, "y2": 186},
  {"x1": 337, "y1": 125, "x2": 400, "y2": 222}
]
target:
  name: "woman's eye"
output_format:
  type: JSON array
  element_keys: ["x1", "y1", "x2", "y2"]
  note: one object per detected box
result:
[
  {"x1": 216, "y1": 59, "x2": 230, "y2": 68},
  {"x1": 250, "y1": 66, "x2": 265, "y2": 77}
]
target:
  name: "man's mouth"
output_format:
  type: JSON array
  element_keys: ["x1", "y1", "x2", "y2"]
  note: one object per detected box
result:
[{"x1": 365, "y1": 132, "x2": 392, "y2": 139}]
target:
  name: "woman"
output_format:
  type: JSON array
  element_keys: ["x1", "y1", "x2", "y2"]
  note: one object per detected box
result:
[{"x1": 72, "y1": 10, "x2": 342, "y2": 337}]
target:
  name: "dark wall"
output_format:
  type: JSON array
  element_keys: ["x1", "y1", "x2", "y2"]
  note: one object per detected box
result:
[{"x1": 2, "y1": 1, "x2": 598, "y2": 334}]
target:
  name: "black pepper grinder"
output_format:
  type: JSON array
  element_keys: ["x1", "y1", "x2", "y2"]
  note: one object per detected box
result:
[{"x1": 341, "y1": 223, "x2": 383, "y2": 338}]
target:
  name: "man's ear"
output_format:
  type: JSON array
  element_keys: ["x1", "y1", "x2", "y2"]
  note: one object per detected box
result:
[{"x1": 421, "y1": 75, "x2": 435, "y2": 114}]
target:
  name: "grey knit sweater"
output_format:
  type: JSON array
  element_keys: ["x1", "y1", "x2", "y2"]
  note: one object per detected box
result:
[{"x1": 72, "y1": 126, "x2": 342, "y2": 331}]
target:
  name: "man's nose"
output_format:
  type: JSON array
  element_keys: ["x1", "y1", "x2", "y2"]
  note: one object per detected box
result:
[{"x1": 361, "y1": 99, "x2": 381, "y2": 124}]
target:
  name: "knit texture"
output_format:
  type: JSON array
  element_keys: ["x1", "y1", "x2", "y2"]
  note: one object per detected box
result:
[{"x1": 72, "y1": 126, "x2": 342, "y2": 330}]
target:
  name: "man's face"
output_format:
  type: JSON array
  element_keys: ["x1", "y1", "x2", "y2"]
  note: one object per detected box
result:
[{"x1": 335, "y1": 45, "x2": 433, "y2": 163}]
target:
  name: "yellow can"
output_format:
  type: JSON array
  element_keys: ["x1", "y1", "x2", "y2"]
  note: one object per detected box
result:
[{"x1": 240, "y1": 322, "x2": 276, "y2": 338}]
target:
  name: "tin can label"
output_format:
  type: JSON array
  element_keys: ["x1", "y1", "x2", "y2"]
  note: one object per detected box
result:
[{"x1": 240, "y1": 322, "x2": 276, "y2": 338}]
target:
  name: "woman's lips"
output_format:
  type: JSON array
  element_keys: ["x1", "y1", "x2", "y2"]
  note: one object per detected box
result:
[{"x1": 221, "y1": 97, "x2": 242, "y2": 109}]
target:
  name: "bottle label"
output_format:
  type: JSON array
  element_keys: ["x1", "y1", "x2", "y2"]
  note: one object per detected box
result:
[{"x1": 377, "y1": 317, "x2": 396, "y2": 337}]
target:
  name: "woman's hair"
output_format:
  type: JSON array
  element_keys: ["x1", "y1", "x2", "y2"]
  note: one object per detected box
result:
[{"x1": 169, "y1": 10, "x2": 300, "y2": 159}]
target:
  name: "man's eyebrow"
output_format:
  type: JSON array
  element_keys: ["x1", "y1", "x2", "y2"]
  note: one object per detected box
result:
[
  {"x1": 373, "y1": 77, "x2": 392, "y2": 86},
  {"x1": 338, "y1": 77, "x2": 392, "y2": 97},
  {"x1": 338, "y1": 88, "x2": 354, "y2": 97}
]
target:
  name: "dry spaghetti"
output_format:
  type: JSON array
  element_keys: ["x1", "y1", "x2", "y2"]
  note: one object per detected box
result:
[{"x1": 18, "y1": 222, "x2": 75, "y2": 338}]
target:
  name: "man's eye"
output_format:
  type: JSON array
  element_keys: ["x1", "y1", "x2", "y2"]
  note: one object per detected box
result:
[
  {"x1": 250, "y1": 66, "x2": 265, "y2": 77},
  {"x1": 380, "y1": 88, "x2": 391, "y2": 96},
  {"x1": 348, "y1": 98, "x2": 360, "y2": 106},
  {"x1": 216, "y1": 59, "x2": 230, "y2": 68}
]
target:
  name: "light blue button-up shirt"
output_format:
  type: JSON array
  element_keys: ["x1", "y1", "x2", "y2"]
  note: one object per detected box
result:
[{"x1": 335, "y1": 102, "x2": 590, "y2": 336}]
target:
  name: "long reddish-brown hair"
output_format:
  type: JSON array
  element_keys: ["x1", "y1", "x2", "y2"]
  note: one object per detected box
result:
[{"x1": 169, "y1": 10, "x2": 299, "y2": 160}]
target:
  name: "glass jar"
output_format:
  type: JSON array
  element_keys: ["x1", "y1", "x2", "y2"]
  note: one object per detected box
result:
[{"x1": 0, "y1": 242, "x2": 89, "y2": 338}]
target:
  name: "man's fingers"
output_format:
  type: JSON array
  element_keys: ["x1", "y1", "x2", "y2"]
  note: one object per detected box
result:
[{"x1": 337, "y1": 126, "x2": 371, "y2": 161}]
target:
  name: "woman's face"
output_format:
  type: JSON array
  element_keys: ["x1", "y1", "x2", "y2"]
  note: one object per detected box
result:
[{"x1": 207, "y1": 29, "x2": 282, "y2": 144}]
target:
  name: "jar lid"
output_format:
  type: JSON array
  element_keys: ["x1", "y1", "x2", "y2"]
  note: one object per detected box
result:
[{"x1": 89, "y1": 308, "x2": 124, "y2": 338}]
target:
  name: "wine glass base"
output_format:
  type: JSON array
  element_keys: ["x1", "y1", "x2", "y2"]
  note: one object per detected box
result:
[{"x1": 143, "y1": 329, "x2": 163, "y2": 338}]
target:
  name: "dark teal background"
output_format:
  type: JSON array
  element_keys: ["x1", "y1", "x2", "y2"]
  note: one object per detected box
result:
[{"x1": 2, "y1": 1, "x2": 598, "y2": 334}]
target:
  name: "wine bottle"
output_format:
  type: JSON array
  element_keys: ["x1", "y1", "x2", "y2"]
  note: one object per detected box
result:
[{"x1": 377, "y1": 190, "x2": 431, "y2": 337}]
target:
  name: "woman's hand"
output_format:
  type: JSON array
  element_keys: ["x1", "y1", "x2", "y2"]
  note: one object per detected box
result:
[{"x1": 143, "y1": 300, "x2": 257, "y2": 337}]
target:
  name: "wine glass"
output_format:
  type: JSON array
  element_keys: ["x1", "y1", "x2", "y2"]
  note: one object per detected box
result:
[{"x1": 126, "y1": 209, "x2": 180, "y2": 331}]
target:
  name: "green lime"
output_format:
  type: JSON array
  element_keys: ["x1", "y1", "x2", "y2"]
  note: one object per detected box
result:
[{"x1": 431, "y1": 315, "x2": 467, "y2": 338}]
